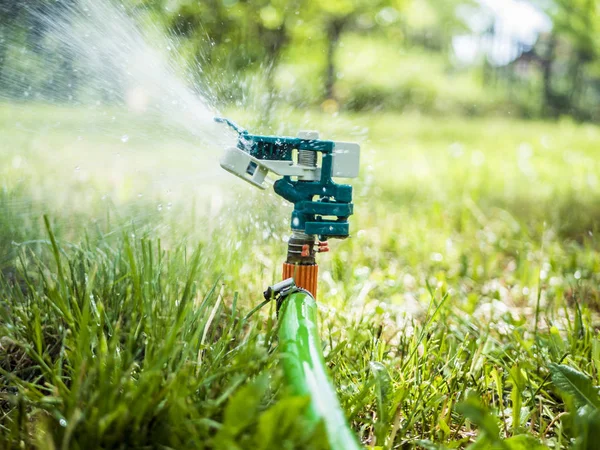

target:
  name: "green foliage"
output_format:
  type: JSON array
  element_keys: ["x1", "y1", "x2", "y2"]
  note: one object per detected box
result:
[
  {"x1": 509, "y1": 364, "x2": 526, "y2": 433},
  {"x1": 549, "y1": 363, "x2": 600, "y2": 410},
  {"x1": 2, "y1": 0, "x2": 600, "y2": 119},
  {"x1": 456, "y1": 393, "x2": 550, "y2": 450},
  {"x1": 548, "y1": 0, "x2": 600, "y2": 61},
  {"x1": 502, "y1": 435, "x2": 552, "y2": 450},
  {"x1": 0, "y1": 220, "x2": 323, "y2": 448},
  {"x1": 529, "y1": 0, "x2": 600, "y2": 119},
  {"x1": 457, "y1": 392, "x2": 502, "y2": 443},
  {"x1": 213, "y1": 377, "x2": 327, "y2": 449},
  {"x1": 549, "y1": 364, "x2": 600, "y2": 450}
]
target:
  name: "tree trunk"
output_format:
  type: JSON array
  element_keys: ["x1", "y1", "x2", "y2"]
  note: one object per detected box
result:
[
  {"x1": 325, "y1": 18, "x2": 345, "y2": 100},
  {"x1": 568, "y1": 48, "x2": 592, "y2": 119},
  {"x1": 0, "y1": 33, "x2": 7, "y2": 93},
  {"x1": 260, "y1": 26, "x2": 287, "y2": 127},
  {"x1": 541, "y1": 33, "x2": 557, "y2": 116},
  {"x1": 0, "y1": 4, "x2": 24, "y2": 96},
  {"x1": 263, "y1": 59, "x2": 278, "y2": 126}
]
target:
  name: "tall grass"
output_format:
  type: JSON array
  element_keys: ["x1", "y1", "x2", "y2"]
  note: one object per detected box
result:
[
  {"x1": 1, "y1": 214, "x2": 327, "y2": 448},
  {"x1": 1, "y1": 104, "x2": 600, "y2": 448}
]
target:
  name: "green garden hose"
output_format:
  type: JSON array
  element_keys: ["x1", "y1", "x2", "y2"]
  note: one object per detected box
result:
[{"x1": 278, "y1": 291, "x2": 361, "y2": 450}]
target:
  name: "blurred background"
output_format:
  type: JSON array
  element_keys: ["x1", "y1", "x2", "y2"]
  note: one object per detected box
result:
[
  {"x1": 0, "y1": 0, "x2": 598, "y2": 311},
  {"x1": 0, "y1": 0, "x2": 599, "y2": 310},
  {"x1": 1, "y1": 0, "x2": 599, "y2": 122}
]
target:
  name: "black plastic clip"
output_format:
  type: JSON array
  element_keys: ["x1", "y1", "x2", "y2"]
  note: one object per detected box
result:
[
  {"x1": 264, "y1": 278, "x2": 300, "y2": 313},
  {"x1": 244, "y1": 278, "x2": 298, "y2": 321}
]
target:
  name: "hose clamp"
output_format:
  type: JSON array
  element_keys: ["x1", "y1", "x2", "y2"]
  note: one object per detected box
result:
[{"x1": 263, "y1": 278, "x2": 310, "y2": 313}]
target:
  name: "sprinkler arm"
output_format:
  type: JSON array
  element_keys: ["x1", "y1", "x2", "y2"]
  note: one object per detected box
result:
[{"x1": 214, "y1": 117, "x2": 247, "y2": 135}]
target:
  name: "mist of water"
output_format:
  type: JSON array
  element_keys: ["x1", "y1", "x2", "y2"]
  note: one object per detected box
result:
[
  {"x1": 0, "y1": 0, "x2": 307, "y2": 246},
  {"x1": 0, "y1": 0, "x2": 253, "y2": 238},
  {"x1": 28, "y1": 0, "x2": 227, "y2": 146}
]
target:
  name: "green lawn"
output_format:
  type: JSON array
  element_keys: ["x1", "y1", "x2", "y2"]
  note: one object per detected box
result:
[{"x1": 1, "y1": 103, "x2": 600, "y2": 449}]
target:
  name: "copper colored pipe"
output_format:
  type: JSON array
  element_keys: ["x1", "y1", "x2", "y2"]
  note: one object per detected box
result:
[{"x1": 282, "y1": 262, "x2": 318, "y2": 298}]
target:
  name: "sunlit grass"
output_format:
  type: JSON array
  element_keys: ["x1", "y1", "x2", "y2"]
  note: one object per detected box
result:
[{"x1": 1, "y1": 103, "x2": 599, "y2": 449}]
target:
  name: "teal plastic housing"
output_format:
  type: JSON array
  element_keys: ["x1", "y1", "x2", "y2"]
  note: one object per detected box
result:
[{"x1": 216, "y1": 118, "x2": 354, "y2": 239}]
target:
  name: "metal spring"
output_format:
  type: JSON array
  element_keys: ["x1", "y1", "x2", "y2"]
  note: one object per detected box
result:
[{"x1": 298, "y1": 149, "x2": 317, "y2": 167}]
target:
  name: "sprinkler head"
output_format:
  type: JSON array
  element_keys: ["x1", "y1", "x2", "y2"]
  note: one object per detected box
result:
[{"x1": 215, "y1": 117, "x2": 360, "y2": 241}]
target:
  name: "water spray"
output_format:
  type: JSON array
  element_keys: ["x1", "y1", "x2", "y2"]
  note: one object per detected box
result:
[{"x1": 216, "y1": 117, "x2": 361, "y2": 449}]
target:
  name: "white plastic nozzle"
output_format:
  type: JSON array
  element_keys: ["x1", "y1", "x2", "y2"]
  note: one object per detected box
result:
[
  {"x1": 220, "y1": 147, "x2": 268, "y2": 189},
  {"x1": 332, "y1": 142, "x2": 360, "y2": 178}
]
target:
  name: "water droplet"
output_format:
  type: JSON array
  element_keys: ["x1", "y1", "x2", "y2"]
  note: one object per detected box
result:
[
  {"x1": 430, "y1": 253, "x2": 443, "y2": 262},
  {"x1": 471, "y1": 150, "x2": 485, "y2": 166},
  {"x1": 59, "y1": 418, "x2": 67, "y2": 427}
]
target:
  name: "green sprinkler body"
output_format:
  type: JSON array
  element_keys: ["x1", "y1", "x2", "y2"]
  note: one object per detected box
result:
[{"x1": 215, "y1": 117, "x2": 360, "y2": 240}]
